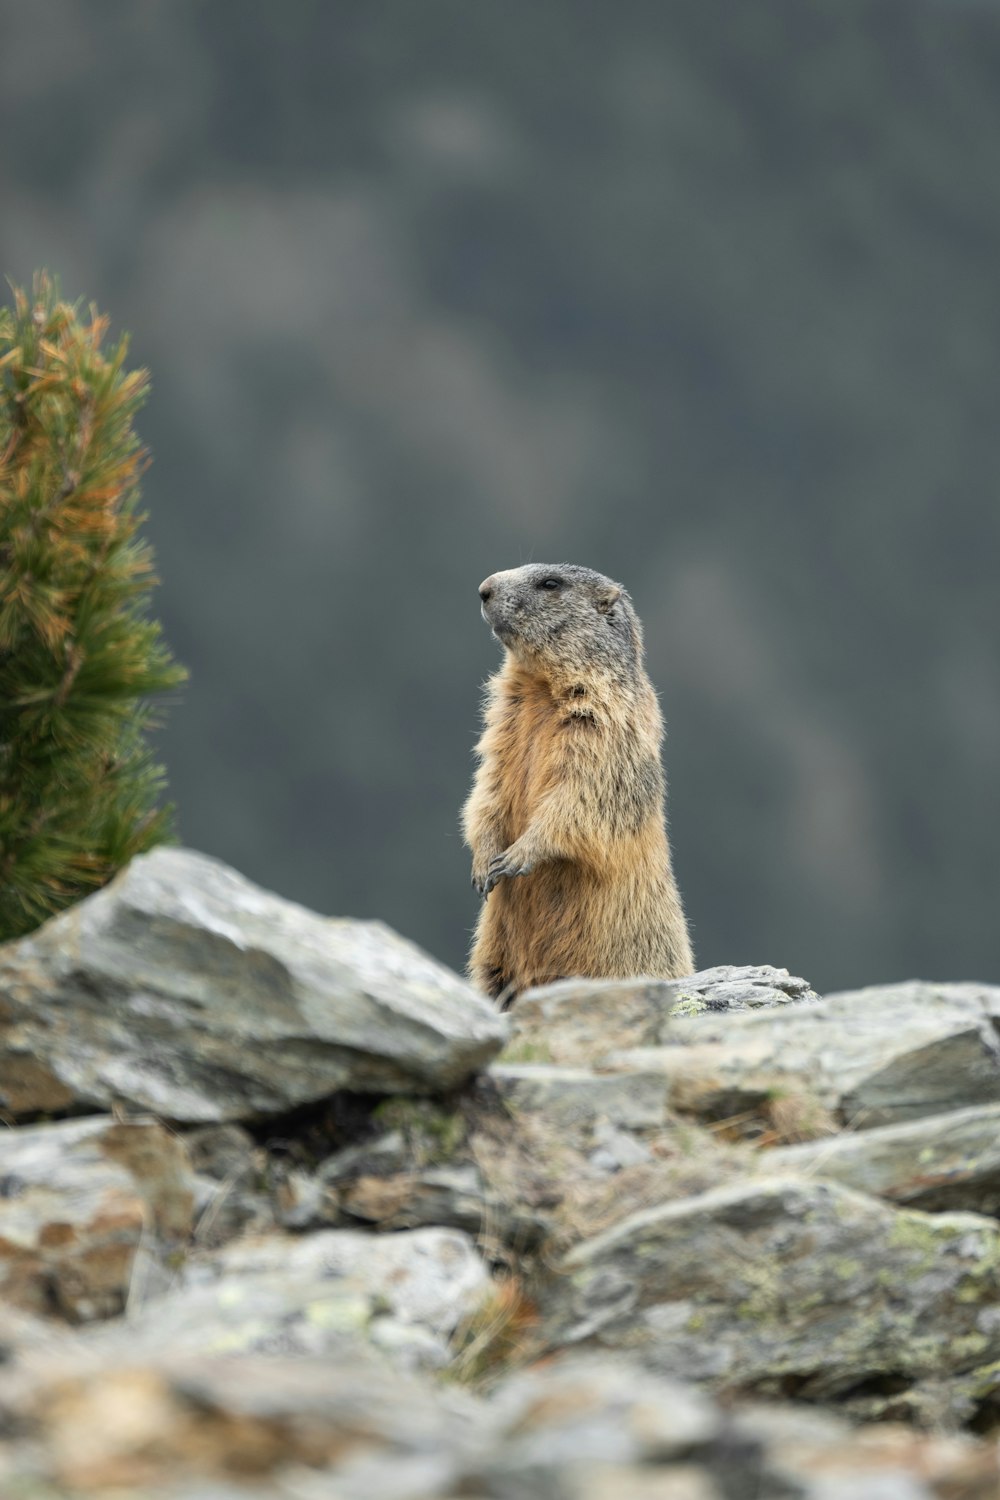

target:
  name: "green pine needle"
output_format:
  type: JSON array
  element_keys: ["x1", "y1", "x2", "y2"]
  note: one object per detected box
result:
[{"x1": 0, "y1": 271, "x2": 187, "y2": 942}]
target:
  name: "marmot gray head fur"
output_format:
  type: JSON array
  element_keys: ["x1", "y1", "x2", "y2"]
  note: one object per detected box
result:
[{"x1": 478, "y1": 564, "x2": 640, "y2": 685}]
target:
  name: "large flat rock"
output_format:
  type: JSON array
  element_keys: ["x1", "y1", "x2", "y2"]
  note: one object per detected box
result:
[
  {"x1": 541, "y1": 1175, "x2": 1000, "y2": 1426},
  {"x1": 0, "y1": 848, "x2": 508, "y2": 1122},
  {"x1": 609, "y1": 982, "x2": 1000, "y2": 1131}
]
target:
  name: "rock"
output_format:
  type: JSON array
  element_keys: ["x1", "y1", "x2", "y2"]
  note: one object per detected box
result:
[
  {"x1": 490, "y1": 1064, "x2": 669, "y2": 1130},
  {"x1": 507, "y1": 966, "x2": 816, "y2": 1066},
  {"x1": 664, "y1": 964, "x2": 819, "y2": 1016},
  {"x1": 0, "y1": 1115, "x2": 193, "y2": 1322},
  {"x1": 185, "y1": 1124, "x2": 274, "y2": 1247},
  {"x1": 276, "y1": 1159, "x2": 547, "y2": 1252},
  {"x1": 339, "y1": 1163, "x2": 505, "y2": 1238},
  {"x1": 588, "y1": 1121, "x2": 654, "y2": 1173},
  {"x1": 476, "y1": 1356, "x2": 986, "y2": 1500},
  {"x1": 484, "y1": 1353, "x2": 720, "y2": 1466},
  {"x1": 0, "y1": 1307, "x2": 77, "y2": 1361},
  {"x1": 540, "y1": 1175, "x2": 1000, "y2": 1426},
  {"x1": 185, "y1": 1123, "x2": 259, "y2": 1183},
  {"x1": 560, "y1": 1466, "x2": 724, "y2": 1500},
  {"x1": 762, "y1": 1102, "x2": 1000, "y2": 1216},
  {"x1": 268, "y1": 1128, "x2": 419, "y2": 1229},
  {"x1": 0, "y1": 847, "x2": 508, "y2": 1122},
  {"x1": 318, "y1": 1128, "x2": 414, "y2": 1183},
  {"x1": 472, "y1": 1355, "x2": 732, "y2": 1498},
  {"x1": 0, "y1": 1346, "x2": 483, "y2": 1499},
  {"x1": 726, "y1": 1402, "x2": 998, "y2": 1500},
  {"x1": 609, "y1": 982, "x2": 1000, "y2": 1133},
  {"x1": 107, "y1": 1226, "x2": 494, "y2": 1371},
  {"x1": 0, "y1": 1225, "x2": 492, "y2": 1394},
  {"x1": 0, "y1": 1336, "x2": 995, "y2": 1499},
  {"x1": 272, "y1": 1153, "x2": 511, "y2": 1239}
]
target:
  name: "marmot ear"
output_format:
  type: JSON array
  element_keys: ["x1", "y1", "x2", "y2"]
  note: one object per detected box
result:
[{"x1": 596, "y1": 584, "x2": 621, "y2": 615}]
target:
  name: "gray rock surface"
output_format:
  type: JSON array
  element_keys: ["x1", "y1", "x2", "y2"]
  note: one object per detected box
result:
[
  {"x1": 478, "y1": 1354, "x2": 721, "y2": 1491},
  {"x1": 0, "y1": 847, "x2": 508, "y2": 1122},
  {"x1": 185, "y1": 1124, "x2": 274, "y2": 1246},
  {"x1": 271, "y1": 1131, "x2": 547, "y2": 1246},
  {"x1": 609, "y1": 982, "x2": 1000, "y2": 1131},
  {"x1": 664, "y1": 964, "x2": 819, "y2": 1015},
  {"x1": 508, "y1": 965, "x2": 817, "y2": 1066},
  {"x1": 762, "y1": 1102, "x2": 1000, "y2": 1215},
  {"x1": 723, "y1": 1402, "x2": 994, "y2": 1500},
  {"x1": 187, "y1": 1224, "x2": 491, "y2": 1368},
  {"x1": 0, "y1": 1115, "x2": 193, "y2": 1322},
  {"x1": 0, "y1": 1341, "x2": 994, "y2": 1499},
  {"x1": 489, "y1": 1063, "x2": 669, "y2": 1129},
  {"x1": 0, "y1": 1343, "x2": 484, "y2": 1500},
  {"x1": 541, "y1": 1176, "x2": 1000, "y2": 1426},
  {"x1": 46, "y1": 1224, "x2": 493, "y2": 1376}
]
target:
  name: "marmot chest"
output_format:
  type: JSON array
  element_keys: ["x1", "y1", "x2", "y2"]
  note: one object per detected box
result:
[{"x1": 500, "y1": 686, "x2": 566, "y2": 836}]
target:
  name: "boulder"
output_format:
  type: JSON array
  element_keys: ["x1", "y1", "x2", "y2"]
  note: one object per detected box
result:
[
  {"x1": 489, "y1": 1063, "x2": 669, "y2": 1130},
  {"x1": 762, "y1": 1102, "x2": 1000, "y2": 1215},
  {"x1": 185, "y1": 1123, "x2": 274, "y2": 1247},
  {"x1": 507, "y1": 965, "x2": 816, "y2": 1066},
  {"x1": 0, "y1": 847, "x2": 508, "y2": 1122},
  {"x1": 723, "y1": 1401, "x2": 997, "y2": 1500},
  {"x1": 479, "y1": 1357, "x2": 995, "y2": 1499},
  {"x1": 0, "y1": 1346, "x2": 482, "y2": 1499},
  {"x1": 609, "y1": 982, "x2": 1000, "y2": 1131},
  {"x1": 83, "y1": 1225, "x2": 494, "y2": 1373},
  {"x1": 0, "y1": 1115, "x2": 193, "y2": 1323},
  {"x1": 1, "y1": 1341, "x2": 995, "y2": 1499},
  {"x1": 540, "y1": 1175, "x2": 1000, "y2": 1426},
  {"x1": 273, "y1": 1151, "x2": 537, "y2": 1244}
]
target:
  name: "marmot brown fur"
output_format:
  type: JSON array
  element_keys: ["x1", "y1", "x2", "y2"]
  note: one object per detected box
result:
[{"x1": 462, "y1": 563, "x2": 693, "y2": 1005}]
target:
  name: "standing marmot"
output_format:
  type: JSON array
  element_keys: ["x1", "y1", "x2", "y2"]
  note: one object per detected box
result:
[{"x1": 462, "y1": 563, "x2": 693, "y2": 1005}]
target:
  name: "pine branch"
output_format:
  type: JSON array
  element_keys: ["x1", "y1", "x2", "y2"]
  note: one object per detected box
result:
[{"x1": 0, "y1": 271, "x2": 187, "y2": 941}]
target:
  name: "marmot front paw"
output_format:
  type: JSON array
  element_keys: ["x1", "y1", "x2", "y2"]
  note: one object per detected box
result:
[
  {"x1": 471, "y1": 855, "x2": 500, "y2": 897},
  {"x1": 482, "y1": 846, "x2": 535, "y2": 897}
]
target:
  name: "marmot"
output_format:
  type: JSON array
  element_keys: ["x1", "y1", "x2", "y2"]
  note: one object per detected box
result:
[{"x1": 462, "y1": 563, "x2": 693, "y2": 1005}]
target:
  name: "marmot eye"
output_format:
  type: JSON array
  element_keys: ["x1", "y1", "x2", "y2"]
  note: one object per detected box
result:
[{"x1": 538, "y1": 576, "x2": 562, "y2": 590}]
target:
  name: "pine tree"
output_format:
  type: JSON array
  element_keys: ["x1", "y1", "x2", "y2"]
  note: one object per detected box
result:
[{"x1": 0, "y1": 272, "x2": 186, "y2": 942}]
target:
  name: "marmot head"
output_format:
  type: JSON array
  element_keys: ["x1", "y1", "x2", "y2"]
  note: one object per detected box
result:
[{"x1": 478, "y1": 563, "x2": 641, "y2": 681}]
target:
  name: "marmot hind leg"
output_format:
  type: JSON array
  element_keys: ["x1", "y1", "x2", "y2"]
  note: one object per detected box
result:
[
  {"x1": 475, "y1": 961, "x2": 518, "y2": 1008},
  {"x1": 469, "y1": 928, "x2": 517, "y2": 1008}
]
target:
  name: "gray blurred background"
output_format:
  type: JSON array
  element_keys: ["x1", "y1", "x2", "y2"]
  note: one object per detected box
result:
[{"x1": 2, "y1": 0, "x2": 998, "y2": 994}]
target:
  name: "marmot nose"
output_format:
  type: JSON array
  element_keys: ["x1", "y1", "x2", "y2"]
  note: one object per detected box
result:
[{"x1": 479, "y1": 578, "x2": 494, "y2": 603}]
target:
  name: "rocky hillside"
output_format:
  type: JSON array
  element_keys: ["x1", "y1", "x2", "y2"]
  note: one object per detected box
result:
[{"x1": 1, "y1": 848, "x2": 998, "y2": 1497}]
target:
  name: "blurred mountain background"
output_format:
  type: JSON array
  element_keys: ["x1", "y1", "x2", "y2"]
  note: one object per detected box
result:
[{"x1": 2, "y1": 0, "x2": 998, "y2": 993}]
